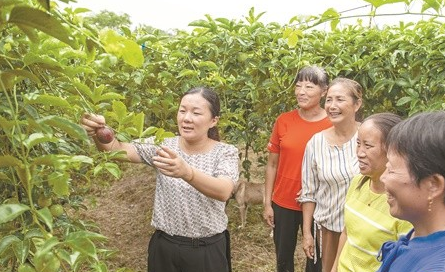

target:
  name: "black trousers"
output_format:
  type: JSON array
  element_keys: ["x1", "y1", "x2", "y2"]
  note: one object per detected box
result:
[
  {"x1": 272, "y1": 202, "x2": 322, "y2": 272},
  {"x1": 147, "y1": 230, "x2": 231, "y2": 272}
]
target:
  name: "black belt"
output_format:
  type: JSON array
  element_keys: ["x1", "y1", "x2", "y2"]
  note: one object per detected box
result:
[{"x1": 158, "y1": 230, "x2": 225, "y2": 247}]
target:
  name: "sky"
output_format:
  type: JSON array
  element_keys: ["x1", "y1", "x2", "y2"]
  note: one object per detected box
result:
[{"x1": 62, "y1": 0, "x2": 433, "y2": 31}]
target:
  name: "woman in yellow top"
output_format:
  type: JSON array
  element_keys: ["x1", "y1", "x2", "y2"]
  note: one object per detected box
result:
[{"x1": 331, "y1": 113, "x2": 412, "y2": 272}]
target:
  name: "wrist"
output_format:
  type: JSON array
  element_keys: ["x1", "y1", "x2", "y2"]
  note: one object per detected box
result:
[{"x1": 186, "y1": 166, "x2": 194, "y2": 183}]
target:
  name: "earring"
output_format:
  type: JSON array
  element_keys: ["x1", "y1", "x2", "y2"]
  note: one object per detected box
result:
[{"x1": 428, "y1": 196, "x2": 433, "y2": 212}]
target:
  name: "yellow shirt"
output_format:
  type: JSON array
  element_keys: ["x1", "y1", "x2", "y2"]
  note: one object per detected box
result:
[{"x1": 337, "y1": 174, "x2": 412, "y2": 272}]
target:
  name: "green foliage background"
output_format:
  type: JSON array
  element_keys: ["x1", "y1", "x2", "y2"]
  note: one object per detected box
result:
[{"x1": 0, "y1": 0, "x2": 444, "y2": 271}]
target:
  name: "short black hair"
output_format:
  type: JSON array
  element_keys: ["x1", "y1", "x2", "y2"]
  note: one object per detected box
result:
[{"x1": 386, "y1": 111, "x2": 445, "y2": 185}]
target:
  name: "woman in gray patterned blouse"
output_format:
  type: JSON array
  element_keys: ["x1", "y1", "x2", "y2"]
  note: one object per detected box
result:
[{"x1": 80, "y1": 87, "x2": 239, "y2": 272}]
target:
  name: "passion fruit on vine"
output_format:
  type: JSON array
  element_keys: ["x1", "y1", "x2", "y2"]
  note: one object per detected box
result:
[
  {"x1": 37, "y1": 194, "x2": 52, "y2": 208},
  {"x1": 96, "y1": 126, "x2": 114, "y2": 144},
  {"x1": 49, "y1": 204, "x2": 64, "y2": 217}
]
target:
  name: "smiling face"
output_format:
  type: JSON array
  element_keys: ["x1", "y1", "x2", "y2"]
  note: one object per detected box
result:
[
  {"x1": 357, "y1": 120, "x2": 387, "y2": 181},
  {"x1": 177, "y1": 93, "x2": 218, "y2": 142},
  {"x1": 295, "y1": 80, "x2": 325, "y2": 110},
  {"x1": 324, "y1": 83, "x2": 361, "y2": 124},
  {"x1": 380, "y1": 150, "x2": 430, "y2": 222}
]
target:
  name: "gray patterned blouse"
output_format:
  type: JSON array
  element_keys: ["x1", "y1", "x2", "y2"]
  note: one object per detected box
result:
[{"x1": 132, "y1": 136, "x2": 239, "y2": 238}]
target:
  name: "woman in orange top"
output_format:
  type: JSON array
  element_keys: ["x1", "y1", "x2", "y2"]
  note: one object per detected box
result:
[{"x1": 263, "y1": 66, "x2": 332, "y2": 272}]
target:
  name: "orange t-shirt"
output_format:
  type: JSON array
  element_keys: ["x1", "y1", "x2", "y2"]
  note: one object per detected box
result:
[{"x1": 267, "y1": 109, "x2": 332, "y2": 210}]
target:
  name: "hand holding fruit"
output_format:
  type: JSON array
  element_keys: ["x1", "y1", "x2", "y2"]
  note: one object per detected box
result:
[
  {"x1": 80, "y1": 113, "x2": 115, "y2": 144},
  {"x1": 96, "y1": 126, "x2": 115, "y2": 144}
]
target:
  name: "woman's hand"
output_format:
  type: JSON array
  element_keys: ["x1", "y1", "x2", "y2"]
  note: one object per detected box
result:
[
  {"x1": 263, "y1": 205, "x2": 275, "y2": 228},
  {"x1": 303, "y1": 234, "x2": 315, "y2": 259},
  {"x1": 80, "y1": 113, "x2": 106, "y2": 137},
  {"x1": 153, "y1": 145, "x2": 233, "y2": 201},
  {"x1": 152, "y1": 146, "x2": 193, "y2": 182}
]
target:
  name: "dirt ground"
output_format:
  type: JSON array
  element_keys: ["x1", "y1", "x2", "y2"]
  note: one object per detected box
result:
[{"x1": 81, "y1": 162, "x2": 306, "y2": 272}]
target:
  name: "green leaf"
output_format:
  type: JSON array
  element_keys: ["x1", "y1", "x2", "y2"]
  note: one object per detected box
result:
[
  {"x1": 121, "y1": 39, "x2": 144, "y2": 68},
  {"x1": 34, "y1": 251, "x2": 60, "y2": 272},
  {"x1": 396, "y1": 96, "x2": 412, "y2": 106},
  {"x1": 65, "y1": 231, "x2": 107, "y2": 260},
  {"x1": 321, "y1": 8, "x2": 339, "y2": 20},
  {"x1": 0, "y1": 204, "x2": 30, "y2": 224},
  {"x1": 35, "y1": 236, "x2": 59, "y2": 254},
  {"x1": 141, "y1": 126, "x2": 158, "y2": 138},
  {"x1": 66, "y1": 237, "x2": 98, "y2": 260},
  {"x1": 363, "y1": 0, "x2": 406, "y2": 8},
  {"x1": 319, "y1": 8, "x2": 340, "y2": 30},
  {"x1": 71, "y1": 81, "x2": 93, "y2": 102},
  {"x1": 395, "y1": 78, "x2": 411, "y2": 87},
  {"x1": 92, "y1": 261, "x2": 108, "y2": 272},
  {"x1": 93, "y1": 165, "x2": 103, "y2": 176},
  {"x1": 8, "y1": 6, "x2": 78, "y2": 48},
  {"x1": 55, "y1": 248, "x2": 74, "y2": 266},
  {"x1": 287, "y1": 30, "x2": 300, "y2": 48},
  {"x1": 24, "y1": 229, "x2": 45, "y2": 240},
  {"x1": 85, "y1": 38, "x2": 98, "y2": 62},
  {"x1": 0, "y1": 0, "x2": 17, "y2": 8},
  {"x1": 96, "y1": 93, "x2": 125, "y2": 103},
  {"x1": 330, "y1": 18, "x2": 340, "y2": 30},
  {"x1": 0, "y1": 69, "x2": 41, "y2": 91},
  {"x1": 103, "y1": 162, "x2": 121, "y2": 179},
  {"x1": 100, "y1": 29, "x2": 124, "y2": 57},
  {"x1": 25, "y1": 94, "x2": 71, "y2": 109},
  {"x1": 14, "y1": 25, "x2": 39, "y2": 43},
  {"x1": 36, "y1": 207, "x2": 53, "y2": 232},
  {"x1": 422, "y1": 0, "x2": 442, "y2": 12},
  {"x1": 0, "y1": 116, "x2": 15, "y2": 131},
  {"x1": 0, "y1": 155, "x2": 23, "y2": 168},
  {"x1": 0, "y1": 235, "x2": 21, "y2": 256},
  {"x1": 0, "y1": 172, "x2": 10, "y2": 181},
  {"x1": 133, "y1": 112, "x2": 145, "y2": 136},
  {"x1": 13, "y1": 239, "x2": 30, "y2": 264},
  {"x1": 188, "y1": 19, "x2": 213, "y2": 28},
  {"x1": 37, "y1": 0, "x2": 50, "y2": 10},
  {"x1": 48, "y1": 172, "x2": 70, "y2": 196},
  {"x1": 38, "y1": 116, "x2": 88, "y2": 141},
  {"x1": 170, "y1": 51, "x2": 188, "y2": 58},
  {"x1": 69, "y1": 155, "x2": 94, "y2": 166},
  {"x1": 99, "y1": 29, "x2": 144, "y2": 67},
  {"x1": 31, "y1": 155, "x2": 59, "y2": 167},
  {"x1": 23, "y1": 133, "x2": 58, "y2": 150},
  {"x1": 198, "y1": 61, "x2": 218, "y2": 70},
  {"x1": 23, "y1": 53, "x2": 63, "y2": 71},
  {"x1": 66, "y1": 231, "x2": 107, "y2": 241},
  {"x1": 154, "y1": 128, "x2": 175, "y2": 144},
  {"x1": 112, "y1": 101, "x2": 128, "y2": 123},
  {"x1": 178, "y1": 69, "x2": 198, "y2": 78}
]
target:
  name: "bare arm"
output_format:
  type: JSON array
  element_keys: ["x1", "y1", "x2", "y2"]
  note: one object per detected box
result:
[
  {"x1": 81, "y1": 113, "x2": 234, "y2": 201},
  {"x1": 302, "y1": 202, "x2": 316, "y2": 259},
  {"x1": 263, "y1": 152, "x2": 278, "y2": 227},
  {"x1": 300, "y1": 139, "x2": 319, "y2": 259}
]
